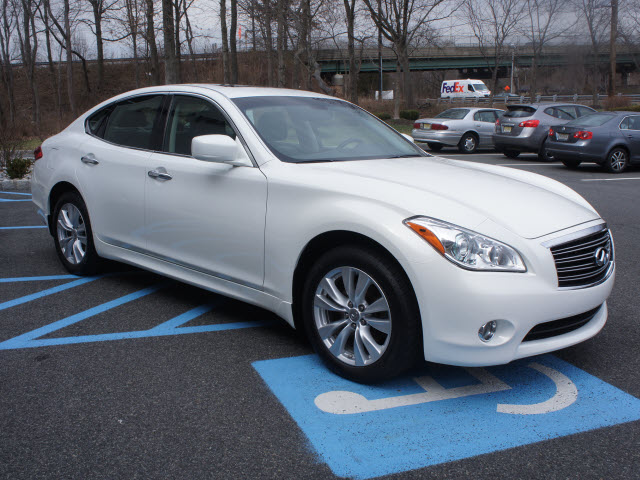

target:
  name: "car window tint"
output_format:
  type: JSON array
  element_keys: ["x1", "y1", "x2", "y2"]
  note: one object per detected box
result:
[
  {"x1": 628, "y1": 116, "x2": 640, "y2": 130},
  {"x1": 103, "y1": 95, "x2": 164, "y2": 149},
  {"x1": 86, "y1": 107, "x2": 111, "y2": 138},
  {"x1": 577, "y1": 106, "x2": 595, "y2": 117},
  {"x1": 475, "y1": 111, "x2": 495, "y2": 122},
  {"x1": 504, "y1": 106, "x2": 536, "y2": 118},
  {"x1": 164, "y1": 96, "x2": 236, "y2": 156},
  {"x1": 557, "y1": 106, "x2": 577, "y2": 119}
]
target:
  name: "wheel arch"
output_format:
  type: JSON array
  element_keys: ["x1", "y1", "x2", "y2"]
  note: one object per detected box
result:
[
  {"x1": 48, "y1": 181, "x2": 83, "y2": 236},
  {"x1": 291, "y1": 230, "x2": 422, "y2": 336}
]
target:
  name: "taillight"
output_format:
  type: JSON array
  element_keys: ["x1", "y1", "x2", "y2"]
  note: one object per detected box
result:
[
  {"x1": 495, "y1": 118, "x2": 501, "y2": 126},
  {"x1": 34, "y1": 146, "x2": 43, "y2": 160},
  {"x1": 549, "y1": 127, "x2": 554, "y2": 136},
  {"x1": 573, "y1": 131, "x2": 593, "y2": 140},
  {"x1": 413, "y1": 123, "x2": 421, "y2": 129},
  {"x1": 431, "y1": 124, "x2": 448, "y2": 130},
  {"x1": 518, "y1": 119, "x2": 540, "y2": 128}
]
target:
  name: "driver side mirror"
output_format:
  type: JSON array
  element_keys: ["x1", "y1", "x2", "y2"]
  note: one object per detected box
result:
[{"x1": 191, "y1": 135, "x2": 251, "y2": 167}]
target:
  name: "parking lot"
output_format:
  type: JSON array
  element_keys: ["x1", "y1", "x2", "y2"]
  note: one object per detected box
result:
[{"x1": 2, "y1": 151, "x2": 640, "y2": 479}]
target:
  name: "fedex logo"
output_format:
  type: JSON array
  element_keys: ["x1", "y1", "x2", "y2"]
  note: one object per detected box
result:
[{"x1": 442, "y1": 81, "x2": 465, "y2": 93}]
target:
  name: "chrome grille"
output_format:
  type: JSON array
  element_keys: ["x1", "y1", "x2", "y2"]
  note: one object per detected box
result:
[{"x1": 550, "y1": 228, "x2": 613, "y2": 288}]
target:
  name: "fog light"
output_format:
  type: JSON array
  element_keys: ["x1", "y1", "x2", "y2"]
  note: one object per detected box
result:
[{"x1": 478, "y1": 321, "x2": 497, "y2": 342}]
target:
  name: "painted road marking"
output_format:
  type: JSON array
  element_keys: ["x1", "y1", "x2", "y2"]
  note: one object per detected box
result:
[
  {"x1": 0, "y1": 275, "x2": 79, "y2": 283},
  {"x1": 0, "y1": 225, "x2": 47, "y2": 229},
  {"x1": 496, "y1": 163, "x2": 562, "y2": 166},
  {"x1": 0, "y1": 199, "x2": 32, "y2": 203},
  {"x1": 0, "y1": 276, "x2": 103, "y2": 311},
  {"x1": 0, "y1": 191, "x2": 31, "y2": 195},
  {"x1": 254, "y1": 354, "x2": 640, "y2": 479},
  {"x1": 581, "y1": 177, "x2": 640, "y2": 181}
]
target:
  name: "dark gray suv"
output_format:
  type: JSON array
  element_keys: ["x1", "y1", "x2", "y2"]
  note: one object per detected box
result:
[{"x1": 494, "y1": 103, "x2": 596, "y2": 160}]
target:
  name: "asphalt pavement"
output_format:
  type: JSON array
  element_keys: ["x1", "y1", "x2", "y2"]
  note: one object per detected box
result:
[{"x1": 1, "y1": 152, "x2": 639, "y2": 479}]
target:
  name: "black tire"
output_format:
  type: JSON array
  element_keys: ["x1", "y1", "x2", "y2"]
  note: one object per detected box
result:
[
  {"x1": 503, "y1": 149, "x2": 520, "y2": 159},
  {"x1": 302, "y1": 245, "x2": 421, "y2": 383},
  {"x1": 458, "y1": 133, "x2": 478, "y2": 154},
  {"x1": 561, "y1": 159, "x2": 582, "y2": 169},
  {"x1": 427, "y1": 142, "x2": 443, "y2": 152},
  {"x1": 603, "y1": 147, "x2": 629, "y2": 173},
  {"x1": 538, "y1": 138, "x2": 554, "y2": 162},
  {"x1": 52, "y1": 191, "x2": 101, "y2": 275}
]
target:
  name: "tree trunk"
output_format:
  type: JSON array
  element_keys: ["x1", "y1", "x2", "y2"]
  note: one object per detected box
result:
[
  {"x1": 162, "y1": 0, "x2": 178, "y2": 83},
  {"x1": 42, "y1": 1, "x2": 60, "y2": 117},
  {"x1": 276, "y1": 0, "x2": 286, "y2": 87},
  {"x1": 265, "y1": 1, "x2": 274, "y2": 86},
  {"x1": 344, "y1": 0, "x2": 357, "y2": 103},
  {"x1": 174, "y1": 0, "x2": 182, "y2": 80},
  {"x1": 393, "y1": 61, "x2": 400, "y2": 119},
  {"x1": 220, "y1": 0, "x2": 230, "y2": 83},
  {"x1": 145, "y1": 0, "x2": 160, "y2": 85},
  {"x1": 92, "y1": 2, "x2": 104, "y2": 90},
  {"x1": 230, "y1": 0, "x2": 238, "y2": 84},
  {"x1": 63, "y1": 0, "x2": 75, "y2": 116},
  {"x1": 400, "y1": 46, "x2": 412, "y2": 108}
]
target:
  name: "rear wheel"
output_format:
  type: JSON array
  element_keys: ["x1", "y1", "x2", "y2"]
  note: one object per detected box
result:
[
  {"x1": 53, "y1": 191, "x2": 101, "y2": 275},
  {"x1": 538, "y1": 138, "x2": 554, "y2": 162},
  {"x1": 503, "y1": 149, "x2": 520, "y2": 159},
  {"x1": 561, "y1": 159, "x2": 582, "y2": 169},
  {"x1": 603, "y1": 147, "x2": 629, "y2": 173},
  {"x1": 427, "y1": 142, "x2": 443, "y2": 152},
  {"x1": 302, "y1": 246, "x2": 421, "y2": 383},
  {"x1": 458, "y1": 133, "x2": 478, "y2": 153}
]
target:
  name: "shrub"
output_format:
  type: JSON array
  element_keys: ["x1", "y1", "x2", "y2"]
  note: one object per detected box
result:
[
  {"x1": 6, "y1": 158, "x2": 31, "y2": 179},
  {"x1": 375, "y1": 112, "x2": 392, "y2": 120},
  {"x1": 603, "y1": 95, "x2": 632, "y2": 111},
  {"x1": 399, "y1": 110, "x2": 420, "y2": 121},
  {"x1": 613, "y1": 104, "x2": 640, "y2": 112}
]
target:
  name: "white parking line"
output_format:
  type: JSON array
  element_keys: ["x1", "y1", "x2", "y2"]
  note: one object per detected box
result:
[
  {"x1": 581, "y1": 177, "x2": 640, "y2": 182},
  {"x1": 496, "y1": 163, "x2": 562, "y2": 166}
]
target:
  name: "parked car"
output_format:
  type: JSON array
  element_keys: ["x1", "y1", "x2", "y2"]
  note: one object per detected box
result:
[
  {"x1": 494, "y1": 92, "x2": 520, "y2": 100},
  {"x1": 494, "y1": 103, "x2": 596, "y2": 160},
  {"x1": 547, "y1": 111, "x2": 640, "y2": 173},
  {"x1": 32, "y1": 86, "x2": 614, "y2": 382},
  {"x1": 441, "y1": 79, "x2": 491, "y2": 99},
  {"x1": 412, "y1": 107, "x2": 505, "y2": 153}
]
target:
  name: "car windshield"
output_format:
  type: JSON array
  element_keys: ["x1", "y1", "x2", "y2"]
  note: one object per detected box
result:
[
  {"x1": 232, "y1": 96, "x2": 426, "y2": 163},
  {"x1": 473, "y1": 84, "x2": 488, "y2": 91},
  {"x1": 565, "y1": 113, "x2": 616, "y2": 127},
  {"x1": 434, "y1": 109, "x2": 470, "y2": 119}
]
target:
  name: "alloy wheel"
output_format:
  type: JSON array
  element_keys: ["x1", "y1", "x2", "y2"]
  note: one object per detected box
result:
[
  {"x1": 609, "y1": 150, "x2": 627, "y2": 172},
  {"x1": 56, "y1": 203, "x2": 87, "y2": 265},
  {"x1": 313, "y1": 267, "x2": 392, "y2": 366}
]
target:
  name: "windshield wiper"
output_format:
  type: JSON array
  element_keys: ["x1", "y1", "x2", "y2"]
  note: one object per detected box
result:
[{"x1": 388, "y1": 154, "x2": 423, "y2": 158}]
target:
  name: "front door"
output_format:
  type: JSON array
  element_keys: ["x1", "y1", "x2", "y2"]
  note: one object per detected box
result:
[{"x1": 144, "y1": 94, "x2": 267, "y2": 289}]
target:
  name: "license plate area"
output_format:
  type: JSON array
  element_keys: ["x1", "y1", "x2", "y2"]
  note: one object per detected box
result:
[
  {"x1": 557, "y1": 133, "x2": 569, "y2": 141},
  {"x1": 423, "y1": 123, "x2": 431, "y2": 130},
  {"x1": 502, "y1": 126, "x2": 512, "y2": 133}
]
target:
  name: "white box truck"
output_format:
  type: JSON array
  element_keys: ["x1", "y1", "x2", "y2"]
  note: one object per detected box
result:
[{"x1": 441, "y1": 79, "x2": 491, "y2": 99}]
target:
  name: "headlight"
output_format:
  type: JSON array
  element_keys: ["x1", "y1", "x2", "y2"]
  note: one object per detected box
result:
[{"x1": 404, "y1": 216, "x2": 526, "y2": 272}]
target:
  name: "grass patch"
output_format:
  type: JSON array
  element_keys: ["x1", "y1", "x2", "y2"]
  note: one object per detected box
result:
[
  {"x1": 17, "y1": 138, "x2": 41, "y2": 150},
  {"x1": 387, "y1": 120, "x2": 414, "y2": 134}
]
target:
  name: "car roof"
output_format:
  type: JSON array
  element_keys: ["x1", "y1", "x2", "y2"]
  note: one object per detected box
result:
[{"x1": 507, "y1": 103, "x2": 594, "y2": 108}]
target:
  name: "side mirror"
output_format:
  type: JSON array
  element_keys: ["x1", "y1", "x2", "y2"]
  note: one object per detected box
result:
[
  {"x1": 401, "y1": 133, "x2": 415, "y2": 143},
  {"x1": 191, "y1": 135, "x2": 251, "y2": 167}
]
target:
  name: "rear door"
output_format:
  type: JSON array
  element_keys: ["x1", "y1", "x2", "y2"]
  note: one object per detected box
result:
[
  {"x1": 473, "y1": 110, "x2": 500, "y2": 145},
  {"x1": 620, "y1": 115, "x2": 640, "y2": 162},
  {"x1": 76, "y1": 94, "x2": 165, "y2": 250}
]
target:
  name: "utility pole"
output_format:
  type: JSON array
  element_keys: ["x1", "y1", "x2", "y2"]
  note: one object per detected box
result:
[
  {"x1": 510, "y1": 46, "x2": 515, "y2": 93},
  {"x1": 609, "y1": 0, "x2": 618, "y2": 97}
]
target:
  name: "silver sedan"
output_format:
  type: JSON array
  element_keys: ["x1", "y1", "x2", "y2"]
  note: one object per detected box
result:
[{"x1": 412, "y1": 107, "x2": 504, "y2": 154}]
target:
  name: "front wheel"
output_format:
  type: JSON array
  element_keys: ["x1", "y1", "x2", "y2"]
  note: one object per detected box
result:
[
  {"x1": 53, "y1": 191, "x2": 101, "y2": 275},
  {"x1": 503, "y1": 149, "x2": 520, "y2": 159},
  {"x1": 603, "y1": 147, "x2": 629, "y2": 173},
  {"x1": 302, "y1": 246, "x2": 421, "y2": 383},
  {"x1": 427, "y1": 142, "x2": 443, "y2": 152},
  {"x1": 458, "y1": 133, "x2": 478, "y2": 153}
]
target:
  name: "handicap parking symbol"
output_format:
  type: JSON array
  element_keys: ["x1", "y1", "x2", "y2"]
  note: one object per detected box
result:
[{"x1": 253, "y1": 354, "x2": 640, "y2": 479}]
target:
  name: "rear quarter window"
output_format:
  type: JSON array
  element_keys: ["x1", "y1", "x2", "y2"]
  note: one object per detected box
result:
[{"x1": 103, "y1": 95, "x2": 165, "y2": 150}]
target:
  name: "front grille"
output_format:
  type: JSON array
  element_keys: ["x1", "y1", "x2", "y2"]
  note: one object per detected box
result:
[
  {"x1": 523, "y1": 305, "x2": 602, "y2": 341},
  {"x1": 550, "y1": 228, "x2": 613, "y2": 288}
]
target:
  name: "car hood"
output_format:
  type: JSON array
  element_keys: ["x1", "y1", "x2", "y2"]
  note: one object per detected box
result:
[{"x1": 294, "y1": 156, "x2": 599, "y2": 239}]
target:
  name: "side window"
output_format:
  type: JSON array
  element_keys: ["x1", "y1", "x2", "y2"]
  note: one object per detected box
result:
[
  {"x1": 628, "y1": 115, "x2": 640, "y2": 130},
  {"x1": 620, "y1": 117, "x2": 629, "y2": 130},
  {"x1": 544, "y1": 107, "x2": 558, "y2": 118},
  {"x1": 556, "y1": 106, "x2": 576, "y2": 120},
  {"x1": 86, "y1": 107, "x2": 112, "y2": 138},
  {"x1": 474, "y1": 111, "x2": 495, "y2": 122},
  {"x1": 468, "y1": 85, "x2": 475, "y2": 92},
  {"x1": 164, "y1": 95, "x2": 236, "y2": 156},
  {"x1": 103, "y1": 95, "x2": 164, "y2": 150},
  {"x1": 578, "y1": 106, "x2": 595, "y2": 117}
]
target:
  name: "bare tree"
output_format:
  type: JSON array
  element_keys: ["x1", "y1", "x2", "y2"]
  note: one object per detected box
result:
[
  {"x1": 220, "y1": 0, "x2": 230, "y2": 83},
  {"x1": 0, "y1": 0, "x2": 16, "y2": 125},
  {"x1": 230, "y1": 0, "x2": 238, "y2": 83},
  {"x1": 162, "y1": 0, "x2": 179, "y2": 83},
  {"x1": 144, "y1": 0, "x2": 160, "y2": 85},
  {"x1": 574, "y1": 0, "x2": 609, "y2": 103},
  {"x1": 524, "y1": 0, "x2": 565, "y2": 95},
  {"x1": 363, "y1": 0, "x2": 452, "y2": 108},
  {"x1": 464, "y1": 0, "x2": 526, "y2": 98},
  {"x1": 83, "y1": 0, "x2": 120, "y2": 90},
  {"x1": 15, "y1": 0, "x2": 41, "y2": 129}
]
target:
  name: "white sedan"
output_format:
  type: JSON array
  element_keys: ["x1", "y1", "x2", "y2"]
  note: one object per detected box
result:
[{"x1": 31, "y1": 85, "x2": 614, "y2": 382}]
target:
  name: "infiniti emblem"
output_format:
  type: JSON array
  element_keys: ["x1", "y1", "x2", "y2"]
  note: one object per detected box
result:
[{"x1": 594, "y1": 246, "x2": 610, "y2": 267}]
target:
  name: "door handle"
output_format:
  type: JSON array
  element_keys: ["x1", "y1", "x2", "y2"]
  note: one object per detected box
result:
[
  {"x1": 81, "y1": 155, "x2": 99, "y2": 165},
  {"x1": 148, "y1": 169, "x2": 173, "y2": 181}
]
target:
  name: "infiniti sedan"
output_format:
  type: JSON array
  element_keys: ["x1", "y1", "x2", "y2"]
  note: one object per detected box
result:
[
  {"x1": 547, "y1": 111, "x2": 640, "y2": 173},
  {"x1": 32, "y1": 86, "x2": 614, "y2": 382},
  {"x1": 411, "y1": 107, "x2": 504, "y2": 153}
]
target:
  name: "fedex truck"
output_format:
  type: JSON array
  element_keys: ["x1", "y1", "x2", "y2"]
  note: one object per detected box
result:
[{"x1": 441, "y1": 79, "x2": 491, "y2": 99}]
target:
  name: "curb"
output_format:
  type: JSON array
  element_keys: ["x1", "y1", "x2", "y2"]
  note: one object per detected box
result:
[{"x1": 1, "y1": 179, "x2": 31, "y2": 191}]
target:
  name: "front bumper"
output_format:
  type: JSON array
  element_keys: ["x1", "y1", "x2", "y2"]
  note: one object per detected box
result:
[
  {"x1": 411, "y1": 129, "x2": 462, "y2": 146},
  {"x1": 405, "y1": 223, "x2": 614, "y2": 366}
]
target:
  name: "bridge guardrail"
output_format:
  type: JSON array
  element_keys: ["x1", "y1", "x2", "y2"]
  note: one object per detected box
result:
[{"x1": 418, "y1": 94, "x2": 640, "y2": 107}]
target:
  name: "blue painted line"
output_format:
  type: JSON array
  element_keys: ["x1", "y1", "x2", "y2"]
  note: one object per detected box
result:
[
  {"x1": 253, "y1": 354, "x2": 640, "y2": 479},
  {"x1": 0, "y1": 191, "x2": 32, "y2": 195},
  {"x1": 0, "y1": 276, "x2": 103, "y2": 311},
  {"x1": 0, "y1": 283, "x2": 167, "y2": 349},
  {"x1": 0, "y1": 225, "x2": 47, "y2": 229},
  {"x1": 0, "y1": 199, "x2": 32, "y2": 203},
  {"x1": 0, "y1": 275, "x2": 80, "y2": 283}
]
